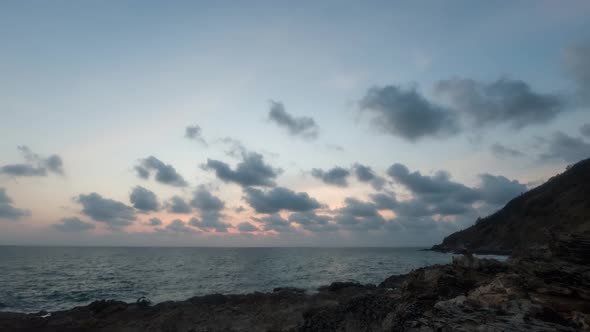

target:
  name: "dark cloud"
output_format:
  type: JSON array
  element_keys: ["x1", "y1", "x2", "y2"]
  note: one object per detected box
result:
[
  {"x1": 380, "y1": 164, "x2": 527, "y2": 222},
  {"x1": 393, "y1": 216, "x2": 440, "y2": 232},
  {"x1": 189, "y1": 215, "x2": 231, "y2": 232},
  {"x1": 580, "y1": 124, "x2": 590, "y2": 137},
  {"x1": 0, "y1": 164, "x2": 47, "y2": 177},
  {"x1": 371, "y1": 192, "x2": 441, "y2": 225},
  {"x1": 387, "y1": 163, "x2": 479, "y2": 204},
  {"x1": 565, "y1": 41, "x2": 590, "y2": 102},
  {"x1": 268, "y1": 100, "x2": 319, "y2": 140},
  {"x1": 204, "y1": 152, "x2": 281, "y2": 187},
  {"x1": 253, "y1": 214, "x2": 295, "y2": 233},
  {"x1": 338, "y1": 198, "x2": 382, "y2": 218},
  {"x1": 44, "y1": 155, "x2": 64, "y2": 175},
  {"x1": 165, "y1": 219, "x2": 196, "y2": 233},
  {"x1": 434, "y1": 77, "x2": 564, "y2": 129},
  {"x1": 0, "y1": 188, "x2": 31, "y2": 220},
  {"x1": 394, "y1": 199, "x2": 432, "y2": 218},
  {"x1": 360, "y1": 85, "x2": 458, "y2": 141},
  {"x1": 352, "y1": 163, "x2": 386, "y2": 190},
  {"x1": 135, "y1": 166, "x2": 150, "y2": 179},
  {"x1": 490, "y1": 143, "x2": 525, "y2": 159},
  {"x1": 243, "y1": 187, "x2": 322, "y2": 214},
  {"x1": 288, "y1": 211, "x2": 337, "y2": 232},
  {"x1": 334, "y1": 198, "x2": 386, "y2": 231},
  {"x1": 185, "y1": 125, "x2": 207, "y2": 145},
  {"x1": 165, "y1": 196, "x2": 192, "y2": 214},
  {"x1": 129, "y1": 186, "x2": 159, "y2": 212},
  {"x1": 135, "y1": 156, "x2": 188, "y2": 187},
  {"x1": 189, "y1": 187, "x2": 230, "y2": 232},
  {"x1": 370, "y1": 192, "x2": 398, "y2": 210},
  {"x1": 18, "y1": 146, "x2": 64, "y2": 174},
  {"x1": 77, "y1": 193, "x2": 136, "y2": 228},
  {"x1": 477, "y1": 174, "x2": 527, "y2": 205},
  {"x1": 237, "y1": 221, "x2": 260, "y2": 232},
  {"x1": 52, "y1": 217, "x2": 95, "y2": 232},
  {"x1": 190, "y1": 187, "x2": 225, "y2": 212},
  {"x1": 539, "y1": 131, "x2": 590, "y2": 163},
  {"x1": 311, "y1": 167, "x2": 350, "y2": 187},
  {"x1": 0, "y1": 146, "x2": 64, "y2": 177},
  {"x1": 146, "y1": 217, "x2": 162, "y2": 226}
]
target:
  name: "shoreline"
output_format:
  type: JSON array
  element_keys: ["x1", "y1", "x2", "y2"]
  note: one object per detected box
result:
[{"x1": 1, "y1": 252, "x2": 588, "y2": 331}]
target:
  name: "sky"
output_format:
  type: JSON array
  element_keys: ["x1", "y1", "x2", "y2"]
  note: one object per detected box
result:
[{"x1": 1, "y1": 1, "x2": 590, "y2": 246}]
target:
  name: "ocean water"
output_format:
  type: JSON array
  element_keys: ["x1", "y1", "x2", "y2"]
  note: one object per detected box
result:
[{"x1": 0, "y1": 246, "x2": 454, "y2": 313}]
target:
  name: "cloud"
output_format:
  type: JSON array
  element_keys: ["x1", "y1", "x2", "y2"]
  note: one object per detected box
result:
[
  {"x1": 0, "y1": 146, "x2": 64, "y2": 177},
  {"x1": 360, "y1": 85, "x2": 458, "y2": 141},
  {"x1": 288, "y1": 211, "x2": 337, "y2": 232},
  {"x1": 334, "y1": 198, "x2": 386, "y2": 231},
  {"x1": 381, "y1": 163, "x2": 527, "y2": 221},
  {"x1": 268, "y1": 100, "x2": 319, "y2": 139},
  {"x1": 490, "y1": 143, "x2": 525, "y2": 159},
  {"x1": 185, "y1": 125, "x2": 207, "y2": 145},
  {"x1": 253, "y1": 214, "x2": 296, "y2": 233},
  {"x1": 189, "y1": 215, "x2": 231, "y2": 232},
  {"x1": 190, "y1": 186, "x2": 225, "y2": 212},
  {"x1": 237, "y1": 221, "x2": 260, "y2": 232},
  {"x1": 434, "y1": 77, "x2": 564, "y2": 129},
  {"x1": 565, "y1": 41, "x2": 590, "y2": 102},
  {"x1": 203, "y1": 152, "x2": 281, "y2": 187},
  {"x1": 311, "y1": 167, "x2": 350, "y2": 187},
  {"x1": 387, "y1": 163, "x2": 479, "y2": 204},
  {"x1": 539, "y1": 131, "x2": 590, "y2": 163},
  {"x1": 370, "y1": 192, "x2": 398, "y2": 210},
  {"x1": 77, "y1": 193, "x2": 136, "y2": 228},
  {"x1": 164, "y1": 196, "x2": 192, "y2": 214},
  {"x1": 44, "y1": 155, "x2": 64, "y2": 175},
  {"x1": 580, "y1": 124, "x2": 590, "y2": 137},
  {"x1": 0, "y1": 188, "x2": 31, "y2": 220},
  {"x1": 0, "y1": 164, "x2": 47, "y2": 177},
  {"x1": 52, "y1": 217, "x2": 95, "y2": 232},
  {"x1": 135, "y1": 156, "x2": 188, "y2": 187},
  {"x1": 129, "y1": 186, "x2": 159, "y2": 212},
  {"x1": 477, "y1": 174, "x2": 527, "y2": 205},
  {"x1": 216, "y1": 137, "x2": 248, "y2": 158},
  {"x1": 352, "y1": 163, "x2": 386, "y2": 190},
  {"x1": 165, "y1": 219, "x2": 196, "y2": 233},
  {"x1": 243, "y1": 187, "x2": 322, "y2": 214},
  {"x1": 189, "y1": 187, "x2": 231, "y2": 232},
  {"x1": 146, "y1": 217, "x2": 162, "y2": 226}
]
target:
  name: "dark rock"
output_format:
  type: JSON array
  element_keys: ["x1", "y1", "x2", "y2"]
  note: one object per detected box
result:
[
  {"x1": 317, "y1": 281, "x2": 374, "y2": 292},
  {"x1": 88, "y1": 299, "x2": 128, "y2": 314},
  {"x1": 272, "y1": 287, "x2": 306, "y2": 294},
  {"x1": 378, "y1": 274, "x2": 407, "y2": 289},
  {"x1": 188, "y1": 293, "x2": 228, "y2": 305}
]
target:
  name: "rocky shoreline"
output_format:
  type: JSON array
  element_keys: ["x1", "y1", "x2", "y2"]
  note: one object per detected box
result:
[{"x1": 1, "y1": 242, "x2": 589, "y2": 332}]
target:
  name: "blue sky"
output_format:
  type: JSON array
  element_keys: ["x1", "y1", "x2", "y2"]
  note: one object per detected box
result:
[{"x1": 1, "y1": 1, "x2": 589, "y2": 246}]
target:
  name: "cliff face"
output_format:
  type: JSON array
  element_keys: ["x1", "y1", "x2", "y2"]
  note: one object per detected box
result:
[{"x1": 432, "y1": 157, "x2": 590, "y2": 255}]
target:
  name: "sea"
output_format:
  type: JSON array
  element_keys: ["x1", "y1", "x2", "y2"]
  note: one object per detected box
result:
[{"x1": 0, "y1": 246, "x2": 465, "y2": 313}]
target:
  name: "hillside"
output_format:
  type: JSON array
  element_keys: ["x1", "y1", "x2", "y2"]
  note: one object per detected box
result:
[{"x1": 432, "y1": 157, "x2": 590, "y2": 255}]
